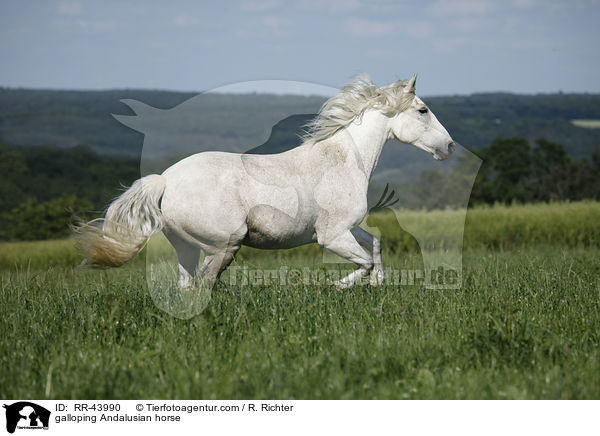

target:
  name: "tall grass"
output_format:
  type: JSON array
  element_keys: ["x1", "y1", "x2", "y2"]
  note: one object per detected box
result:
[
  {"x1": 464, "y1": 201, "x2": 600, "y2": 249},
  {"x1": 1, "y1": 201, "x2": 598, "y2": 269},
  {"x1": 0, "y1": 247, "x2": 598, "y2": 399},
  {"x1": 0, "y1": 201, "x2": 598, "y2": 399},
  {"x1": 367, "y1": 200, "x2": 600, "y2": 253}
]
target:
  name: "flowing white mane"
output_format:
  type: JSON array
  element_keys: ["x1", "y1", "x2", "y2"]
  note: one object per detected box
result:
[{"x1": 301, "y1": 75, "x2": 415, "y2": 144}]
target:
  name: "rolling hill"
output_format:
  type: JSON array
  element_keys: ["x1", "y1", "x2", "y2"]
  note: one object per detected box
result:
[{"x1": 1, "y1": 88, "x2": 599, "y2": 159}]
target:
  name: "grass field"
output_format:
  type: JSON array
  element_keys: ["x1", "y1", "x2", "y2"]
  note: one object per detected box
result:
[{"x1": 1, "y1": 202, "x2": 599, "y2": 399}]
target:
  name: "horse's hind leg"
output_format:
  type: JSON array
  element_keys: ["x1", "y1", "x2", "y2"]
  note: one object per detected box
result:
[
  {"x1": 171, "y1": 240, "x2": 239, "y2": 291},
  {"x1": 177, "y1": 247, "x2": 202, "y2": 288},
  {"x1": 197, "y1": 242, "x2": 242, "y2": 289},
  {"x1": 351, "y1": 227, "x2": 384, "y2": 286},
  {"x1": 163, "y1": 230, "x2": 202, "y2": 288},
  {"x1": 196, "y1": 226, "x2": 247, "y2": 288}
]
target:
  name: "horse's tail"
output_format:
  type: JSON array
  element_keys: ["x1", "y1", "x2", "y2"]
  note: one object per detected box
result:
[{"x1": 73, "y1": 174, "x2": 166, "y2": 268}]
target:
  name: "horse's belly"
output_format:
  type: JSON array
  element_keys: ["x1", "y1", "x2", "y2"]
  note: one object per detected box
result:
[{"x1": 243, "y1": 204, "x2": 315, "y2": 249}]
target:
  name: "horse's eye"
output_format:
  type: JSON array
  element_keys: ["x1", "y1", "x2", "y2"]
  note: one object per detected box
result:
[{"x1": 418, "y1": 107, "x2": 428, "y2": 114}]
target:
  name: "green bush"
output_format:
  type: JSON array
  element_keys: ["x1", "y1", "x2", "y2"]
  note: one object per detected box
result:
[{"x1": 0, "y1": 194, "x2": 93, "y2": 241}]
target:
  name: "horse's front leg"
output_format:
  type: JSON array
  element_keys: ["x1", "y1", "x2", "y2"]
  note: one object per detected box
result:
[
  {"x1": 320, "y1": 230, "x2": 374, "y2": 288},
  {"x1": 351, "y1": 227, "x2": 384, "y2": 286}
]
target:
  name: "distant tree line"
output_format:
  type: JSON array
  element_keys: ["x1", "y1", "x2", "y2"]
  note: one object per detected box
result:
[
  {"x1": 2, "y1": 88, "x2": 600, "y2": 157},
  {"x1": 471, "y1": 137, "x2": 600, "y2": 204},
  {"x1": 0, "y1": 137, "x2": 599, "y2": 241},
  {"x1": 394, "y1": 137, "x2": 600, "y2": 210},
  {"x1": 0, "y1": 143, "x2": 138, "y2": 240}
]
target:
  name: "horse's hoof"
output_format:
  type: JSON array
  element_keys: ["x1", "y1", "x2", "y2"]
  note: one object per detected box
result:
[
  {"x1": 369, "y1": 269, "x2": 384, "y2": 286},
  {"x1": 333, "y1": 279, "x2": 354, "y2": 289}
]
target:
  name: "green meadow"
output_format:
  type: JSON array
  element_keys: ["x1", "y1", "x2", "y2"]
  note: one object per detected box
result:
[{"x1": 1, "y1": 202, "x2": 599, "y2": 399}]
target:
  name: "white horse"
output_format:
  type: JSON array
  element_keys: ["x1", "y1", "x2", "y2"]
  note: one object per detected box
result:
[{"x1": 74, "y1": 74, "x2": 455, "y2": 289}]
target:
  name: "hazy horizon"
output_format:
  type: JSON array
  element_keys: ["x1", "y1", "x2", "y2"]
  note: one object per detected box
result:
[{"x1": 3, "y1": 83, "x2": 600, "y2": 99}]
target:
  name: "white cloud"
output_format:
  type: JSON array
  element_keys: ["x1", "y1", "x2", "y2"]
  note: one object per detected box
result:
[
  {"x1": 343, "y1": 18, "x2": 399, "y2": 37},
  {"x1": 432, "y1": 37, "x2": 494, "y2": 52},
  {"x1": 57, "y1": 0, "x2": 83, "y2": 16},
  {"x1": 343, "y1": 17, "x2": 433, "y2": 38},
  {"x1": 426, "y1": 0, "x2": 494, "y2": 16},
  {"x1": 261, "y1": 16, "x2": 288, "y2": 29},
  {"x1": 52, "y1": 18, "x2": 117, "y2": 32},
  {"x1": 241, "y1": 0, "x2": 282, "y2": 11},
  {"x1": 451, "y1": 17, "x2": 490, "y2": 33},
  {"x1": 404, "y1": 20, "x2": 435, "y2": 38},
  {"x1": 504, "y1": 15, "x2": 519, "y2": 32},
  {"x1": 365, "y1": 48, "x2": 394, "y2": 58},
  {"x1": 299, "y1": 0, "x2": 360, "y2": 12},
  {"x1": 151, "y1": 41, "x2": 169, "y2": 48},
  {"x1": 513, "y1": 0, "x2": 536, "y2": 8},
  {"x1": 235, "y1": 16, "x2": 290, "y2": 38},
  {"x1": 54, "y1": 0, "x2": 120, "y2": 33},
  {"x1": 173, "y1": 15, "x2": 203, "y2": 27}
]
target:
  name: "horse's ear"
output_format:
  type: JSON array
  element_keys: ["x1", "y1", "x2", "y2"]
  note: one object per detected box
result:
[{"x1": 406, "y1": 74, "x2": 417, "y2": 93}]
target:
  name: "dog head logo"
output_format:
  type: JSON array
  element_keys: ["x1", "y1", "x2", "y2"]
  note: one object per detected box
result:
[{"x1": 3, "y1": 402, "x2": 50, "y2": 433}]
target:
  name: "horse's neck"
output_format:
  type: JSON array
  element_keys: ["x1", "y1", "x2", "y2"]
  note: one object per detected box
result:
[{"x1": 338, "y1": 109, "x2": 390, "y2": 179}]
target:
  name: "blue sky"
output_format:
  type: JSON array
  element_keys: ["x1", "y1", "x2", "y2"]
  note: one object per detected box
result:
[{"x1": 1, "y1": 0, "x2": 599, "y2": 96}]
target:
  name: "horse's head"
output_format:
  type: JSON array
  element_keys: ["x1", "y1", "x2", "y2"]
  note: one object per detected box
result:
[{"x1": 388, "y1": 75, "x2": 455, "y2": 161}]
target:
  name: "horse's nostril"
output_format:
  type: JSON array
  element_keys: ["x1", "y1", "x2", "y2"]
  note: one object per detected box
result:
[{"x1": 448, "y1": 141, "x2": 456, "y2": 152}]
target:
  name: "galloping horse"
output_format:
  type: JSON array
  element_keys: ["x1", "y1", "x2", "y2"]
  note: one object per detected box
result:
[{"x1": 74, "y1": 75, "x2": 455, "y2": 289}]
